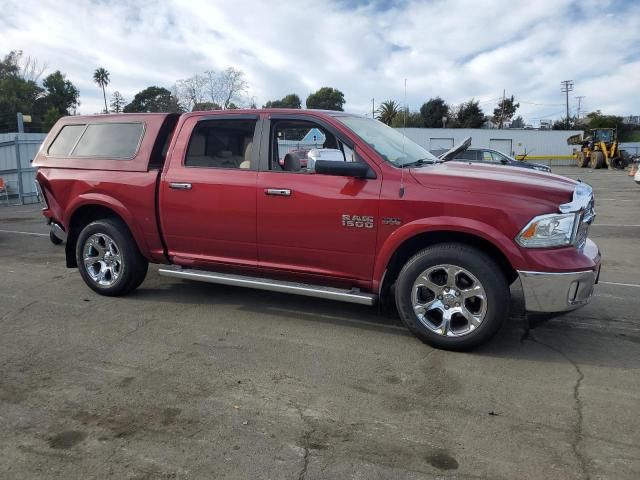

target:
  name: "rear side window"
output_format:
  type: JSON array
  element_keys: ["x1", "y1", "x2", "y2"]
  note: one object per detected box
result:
[
  {"x1": 456, "y1": 150, "x2": 477, "y2": 160},
  {"x1": 185, "y1": 119, "x2": 257, "y2": 169},
  {"x1": 72, "y1": 123, "x2": 144, "y2": 159},
  {"x1": 48, "y1": 124, "x2": 86, "y2": 155}
]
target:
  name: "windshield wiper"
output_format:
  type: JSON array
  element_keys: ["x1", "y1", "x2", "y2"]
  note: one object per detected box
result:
[{"x1": 401, "y1": 158, "x2": 437, "y2": 167}]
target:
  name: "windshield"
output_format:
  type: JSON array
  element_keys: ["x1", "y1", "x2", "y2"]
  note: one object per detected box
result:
[{"x1": 338, "y1": 116, "x2": 440, "y2": 166}]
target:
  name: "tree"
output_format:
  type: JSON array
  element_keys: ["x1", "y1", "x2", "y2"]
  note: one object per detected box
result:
[
  {"x1": 552, "y1": 117, "x2": 578, "y2": 130},
  {"x1": 390, "y1": 108, "x2": 424, "y2": 128},
  {"x1": 198, "y1": 67, "x2": 249, "y2": 109},
  {"x1": 493, "y1": 94, "x2": 519, "y2": 128},
  {"x1": 175, "y1": 73, "x2": 207, "y2": 111},
  {"x1": 419, "y1": 97, "x2": 449, "y2": 127},
  {"x1": 192, "y1": 101, "x2": 221, "y2": 111},
  {"x1": 40, "y1": 71, "x2": 79, "y2": 116},
  {"x1": 0, "y1": 51, "x2": 44, "y2": 131},
  {"x1": 123, "y1": 86, "x2": 182, "y2": 113},
  {"x1": 263, "y1": 93, "x2": 302, "y2": 109},
  {"x1": 449, "y1": 99, "x2": 486, "y2": 128},
  {"x1": 376, "y1": 100, "x2": 400, "y2": 126},
  {"x1": 510, "y1": 115, "x2": 525, "y2": 128},
  {"x1": 18, "y1": 53, "x2": 47, "y2": 82},
  {"x1": 109, "y1": 91, "x2": 126, "y2": 113},
  {"x1": 306, "y1": 87, "x2": 345, "y2": 111},
  {"x1": 43, "y1": 107, "x2": 61, "y2": 131},
  {"x1": 93, "y1": 67, "x2": 110, "y2": 113}
]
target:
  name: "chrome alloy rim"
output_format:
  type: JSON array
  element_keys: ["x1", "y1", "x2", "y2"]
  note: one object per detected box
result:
[
  {"x1": 82, "y1": 233, "x2": 123, "y2": 286},
  {"x1": 411, "y1": 264, "x2": 487, "y2": 337}
]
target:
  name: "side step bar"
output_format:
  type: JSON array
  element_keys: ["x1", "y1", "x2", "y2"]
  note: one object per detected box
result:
[{"x1": 158, "y1": 267, "x2": 377, "y2": 306}]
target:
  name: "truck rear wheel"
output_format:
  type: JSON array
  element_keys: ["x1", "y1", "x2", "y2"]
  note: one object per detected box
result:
[
  {"x1": 76, "y1": 218, "x2": 148, "y2": 296},
  {"x1": 395, "y1": 243, "x2": 510, "y2": 351}
]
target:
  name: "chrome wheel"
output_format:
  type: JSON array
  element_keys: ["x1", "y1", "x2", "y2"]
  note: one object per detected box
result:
[
  {"x1": 411, "y1": 264, "x2": 487, "y2": 337},
  {"x1": 82, "y1": 233, "x2": 123, "y2": 287}
]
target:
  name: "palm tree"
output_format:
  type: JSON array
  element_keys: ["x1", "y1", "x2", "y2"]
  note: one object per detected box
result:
[
  {"x1": 93, "y1": 67, "x2": 110, "y2": 113},
  {"x1": 376, "y1": 100, "x2": 400, "y2": 126}
]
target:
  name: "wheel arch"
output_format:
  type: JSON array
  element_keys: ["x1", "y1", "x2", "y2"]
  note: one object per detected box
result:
[
  {"x1": 375, "y1": 221, "x2": 522, "y2": 301},
  {"x1": 63, "y1": 197, "x2": 146, "y2": 268}
]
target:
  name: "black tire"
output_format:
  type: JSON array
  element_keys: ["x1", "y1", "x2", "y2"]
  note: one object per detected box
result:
[
  {"x1": 75, "y1": 218, "x2": 148, "y2": 296},
  {"x1": 49, "y1": 230, "x2": 63, "y2": 245},
  {"x1": 590, "y1": 151, "x2": 605, "y2": 169},
  {"x1": 395, "y1": 243, "x2": 510, "y2": 351},
  {"x1": 576, "y1": 152, "x2": 588, "y2": 168},
  {"x1": 610, "y1": 156, "x2": 626, "y2": 170}
]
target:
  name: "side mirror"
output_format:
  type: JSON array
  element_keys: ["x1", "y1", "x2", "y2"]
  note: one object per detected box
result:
[
  {"x1": 500, "y1": 158, "x2": 509, "y2": 165},
  {"x1": 315, "y1": 160, "x2": 370, "y2": 178}
]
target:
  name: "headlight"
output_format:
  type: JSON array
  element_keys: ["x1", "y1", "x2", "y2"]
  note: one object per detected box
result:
[{"x1": 516, "y1": 213, "x2": 578, "y2": 248}]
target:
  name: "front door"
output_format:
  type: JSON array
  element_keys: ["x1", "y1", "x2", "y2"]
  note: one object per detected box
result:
[
  {"x1": 160, "y1": 114, "x2": 260, "y2": 267},
  {"x1": 256, "y1": 117, "x2": 381, "y2": 282}
]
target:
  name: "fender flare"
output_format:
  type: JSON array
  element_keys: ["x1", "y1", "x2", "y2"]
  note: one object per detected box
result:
[
  {"x1": 63, "y1": 193, "x2": 150, "y2": 256},
  {"x1": 372, "y1": 216, "x2": 526, "y2": 292}
]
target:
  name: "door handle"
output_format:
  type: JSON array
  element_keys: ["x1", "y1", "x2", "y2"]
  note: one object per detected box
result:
[
  {"x1": 265, "y1": 188, "x2": 291, "y2": 196},
  {"x1": 169, "y1": 182, "x2": 192, "y2": 190}
]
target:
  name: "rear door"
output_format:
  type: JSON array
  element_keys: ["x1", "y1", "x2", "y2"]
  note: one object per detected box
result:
[
  {"x1": 256, "y1": 115, "x2": 381, "y2": 283},
  {"x1": 160, "y1": 114, "x2": 261, "y2": 267}
]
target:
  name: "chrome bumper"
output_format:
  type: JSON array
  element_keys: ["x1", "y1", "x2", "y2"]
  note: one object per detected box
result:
[{"x1": 518, "y1": 269, "x2": 598, "y2": 313}]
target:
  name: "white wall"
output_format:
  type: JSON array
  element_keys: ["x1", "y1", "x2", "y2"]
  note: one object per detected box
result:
[{"x1": 396, "y1": 128, "x2": 583, "y2": 158}]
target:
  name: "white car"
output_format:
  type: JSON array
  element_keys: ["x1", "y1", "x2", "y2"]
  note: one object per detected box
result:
[{"x1": 635, "y1": 166, "x2": 640, "y2": 184}]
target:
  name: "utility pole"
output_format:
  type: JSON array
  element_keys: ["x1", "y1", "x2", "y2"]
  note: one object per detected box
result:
[
  {"x1": 17, "y1": 112, "x2": 24, "y2": 133},
  {"x1": 498, "y1": 89, "x2": 506, "y2": 128},
  {"x1": 372, "y1": 98, "x2": 375, "y2": 119},
  {"x1": 561, "y1": 80, "x2": 574, "y2": 129},
  {"x1": 576, "y1": 95, "x2": 585, "y2": 119}
]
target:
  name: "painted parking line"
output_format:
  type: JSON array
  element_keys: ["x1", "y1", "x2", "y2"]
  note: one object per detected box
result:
[
  {"x1": 591, "y1": 224, "x2": 640, "y2": 227},
  {"x1": 600, "y1": 281, "x2": 640, "y2": 288},
  {"x1": 0, "y1": 229, "x2": 48, "y2": 237}
]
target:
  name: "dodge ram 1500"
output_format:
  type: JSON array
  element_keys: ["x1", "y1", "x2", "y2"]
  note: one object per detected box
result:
[{"x1": 33, "y1": 110, "x2": 601, "y2": 350}]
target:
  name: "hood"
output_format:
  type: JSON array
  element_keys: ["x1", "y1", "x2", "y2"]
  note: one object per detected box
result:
[
  {"x1": 410, "y1": 161, "x2": 576, "y2": 206},
  {"x1": 439, "y1": 136, "x2": 472, "y2": 162}
]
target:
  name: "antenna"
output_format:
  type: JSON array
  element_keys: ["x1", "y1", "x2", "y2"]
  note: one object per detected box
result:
[{"x1": 399, "y1": 78, "x2": 407, "y2": 198}]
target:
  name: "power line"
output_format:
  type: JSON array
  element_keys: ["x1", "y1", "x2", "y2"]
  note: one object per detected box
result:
[{"x1": 518, "y1": 100, "x2": 565, "y2": 106}]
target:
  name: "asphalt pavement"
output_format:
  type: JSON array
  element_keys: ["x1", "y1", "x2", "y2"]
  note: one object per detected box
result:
[{"x1": 0, "y1": 166, "x2": 638, "y2": 479}]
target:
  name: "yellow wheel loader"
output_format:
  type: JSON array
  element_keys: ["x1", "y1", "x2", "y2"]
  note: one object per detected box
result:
[{"x1": 568, "y1": 128, "x2": 628, "y2": 170}]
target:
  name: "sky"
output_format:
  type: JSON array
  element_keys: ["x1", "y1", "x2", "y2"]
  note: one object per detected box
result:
[{"x1": 2, "y1": 0, "x2": 639, "y2": 124}]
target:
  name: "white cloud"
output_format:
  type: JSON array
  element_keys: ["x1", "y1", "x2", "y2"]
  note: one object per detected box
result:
[{"x1": 1, "y1": 0, "x2": 638, "y2": 123}]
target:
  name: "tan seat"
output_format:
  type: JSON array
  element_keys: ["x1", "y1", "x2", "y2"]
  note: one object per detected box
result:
[{"x1": 239, "y1": 140, "x2": 252, "y2": 169}]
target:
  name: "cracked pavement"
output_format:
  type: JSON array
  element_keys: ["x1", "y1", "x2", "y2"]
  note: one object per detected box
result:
[{"x1": 1, "y1": 167, "x2": 639, "y2": 479}]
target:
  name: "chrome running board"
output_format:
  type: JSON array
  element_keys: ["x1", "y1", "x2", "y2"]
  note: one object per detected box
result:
[{"x1": 158, "y1": 267, "x2": 377, "y2": 306}]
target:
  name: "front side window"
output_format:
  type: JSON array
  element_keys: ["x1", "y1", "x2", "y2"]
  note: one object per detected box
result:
[
  {"x1": 72, "y1": 123, "x2": 144, "y2": 159},
  {"x1": 338, "y1": 116, "x2": 439, "y2": 167},
  {"x1": 185, "y1": 119, "x2": 257, "y2": 169},
  {"x1": 481, "y1": 151, "x2": 496, "y2": 162},
  {"x1": 270, "y1": 120, "x2": 352, "y2": 174}
]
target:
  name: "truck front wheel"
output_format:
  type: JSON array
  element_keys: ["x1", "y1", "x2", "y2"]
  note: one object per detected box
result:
[
  {"x1": 395, "y1": 243, "x2": 510, "y2": 351},
  {"x1": 76, "y1": 218, "x2": 148, "y2": 296}
]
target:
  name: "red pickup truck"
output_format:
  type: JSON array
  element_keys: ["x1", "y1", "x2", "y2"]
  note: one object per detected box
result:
[{"x1": 33, "y1": 110, "x2": 600, "y2": 350}]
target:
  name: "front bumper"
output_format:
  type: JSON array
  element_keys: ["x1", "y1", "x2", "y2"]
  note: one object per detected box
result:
[{"x1": 518, "y1": 267, "x2": 599, "y2": 313}]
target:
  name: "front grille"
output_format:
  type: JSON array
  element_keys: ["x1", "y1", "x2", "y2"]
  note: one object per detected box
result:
[
  {"x1": 575, "y1": 221, "x2": 589, "y2": 251},
  {"x1": 575, "y1": 197, "x2": 595, "y2": 251}
]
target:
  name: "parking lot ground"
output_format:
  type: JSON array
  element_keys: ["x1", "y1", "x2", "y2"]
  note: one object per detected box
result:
[{"x1": 0, "y1": 166, "x2": 639, "y2": 480}]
